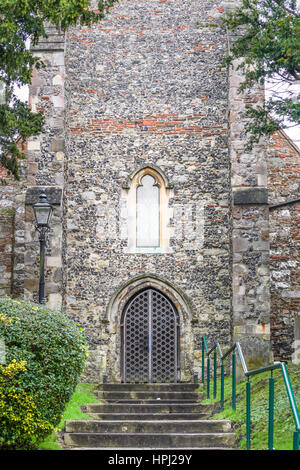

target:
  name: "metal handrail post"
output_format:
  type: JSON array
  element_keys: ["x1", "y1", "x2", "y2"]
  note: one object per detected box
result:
[
  {"x1": 293, "y1": 431, "x2": 300, "y2": 451},
  {"x1": 220, "y1": 361, "x2": 224, "y2": 411},
  {"x1": 268, "y1": 372, "x2": 274, "y2": 450},
  {"x1": 207, "y1": 356, "x2": 210, "y2": 399},
  {"x1": 280, "y1": 362, "x2": 300, "y2": 450},
  {"x1": 232, "y1": 351, "x2": 236, "y2": 411},
  {"x1": 246, "y1": 378, "x2": 251, "y2": 450},
  {"x1": 213, "y1": 350, "x2": 217, "y2": 399},
  {"x1": 280, "y1": 362, "x2": 300, "y2": 433},
  {"x1": 202, "y1": 338, "x2": 205, "y2": 383}
]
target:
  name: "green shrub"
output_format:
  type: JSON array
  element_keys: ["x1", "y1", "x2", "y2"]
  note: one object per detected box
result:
[{"x1": 0, "y1": 297, "x2": 87, "y2": 449}]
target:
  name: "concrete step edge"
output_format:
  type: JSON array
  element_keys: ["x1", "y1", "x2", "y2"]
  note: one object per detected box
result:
[
  {"x1": 84, "y1": 405, "x2": 215, "y2": 413},
  {"x1": 66, "y1": 419, "x2": 231, "y2": 425},
  {"x1": 85, "y1": 403, "x2": 213, "y2": 407},
  {"x1": 65, "y1": 419, "x2": 232, "y2": 433},
  {"x1": 99, "y1": 383, "x2": 200, "y2": 387},
  {"x1": 65, "y1": 432, "x2": 236, "y2": 437},
  {"x1": 64, "y1": 432, "x2": 237, "y2": 448},
  {"x1": 64, "y1": 447, "x2": 235, "y2": 450},
  {"x1": 86, "y1": 413, "x2": 212, "y2": 420},
  {"x1": 98, "y1": 396, "x2": 204, "y2": 401},
  {"x1": 97, "y1": 391, "x2": 203, "y2": 395},
  {"x1": 101, "y1": 400, "x2": 203, "y2": 404},
  {"x1": 65, "y1": 425, "x2": 233, "y2": 434}
]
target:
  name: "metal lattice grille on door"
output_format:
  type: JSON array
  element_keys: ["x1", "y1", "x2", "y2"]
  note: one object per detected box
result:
[{"x1": 121, "y1": 288, "x2": 179, "y2": 383}]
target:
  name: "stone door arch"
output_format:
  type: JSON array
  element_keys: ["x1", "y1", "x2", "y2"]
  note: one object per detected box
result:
[
  {"x1": 106, "y1": 274, "x2": 194, "y2": 383},
  {"x1": 121, "y1": 288, "x2": 180, "y2": 383}
]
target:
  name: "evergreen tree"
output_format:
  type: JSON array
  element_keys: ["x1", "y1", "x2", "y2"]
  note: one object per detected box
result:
[
  {"x1": 0, "y1": 0, "x2": 117, "y2": 179},
  {"x1": 223, "y1": 0, "x2": 300, "y2": 148}
]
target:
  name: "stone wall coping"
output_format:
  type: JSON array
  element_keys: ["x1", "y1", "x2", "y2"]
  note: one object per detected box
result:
[
  {"x1": 233, "y1": 187, "x2": 268, "y2": 205},
  {"x1": 25, "y1": 187, "x2": 62, "y2": 206}
]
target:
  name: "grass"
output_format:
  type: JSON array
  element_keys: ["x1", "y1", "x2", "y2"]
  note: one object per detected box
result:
[
  {"x1": 200, "y1": 362, "x2": 300, "y2": 450},
  {"x1": 39, "y1": 383, "x2": 101, "y2": 450}
]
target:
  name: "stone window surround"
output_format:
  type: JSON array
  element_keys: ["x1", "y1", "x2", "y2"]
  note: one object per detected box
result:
[
  {"x1": 122, "y1": 165, "x2": 173, "y2": 254},
  {"x1": 136, "y1": 173, "x2": 160, "y2": 248}
]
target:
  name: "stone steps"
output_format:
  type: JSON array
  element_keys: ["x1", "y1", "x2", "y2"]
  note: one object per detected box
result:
[
  {"x1": 96, "y1": 391, "x2": 204, "y2": 401},
  {"x1": 86, "y1": 412, "x2": 211, "y2": 421},
  {"x1": 84, "y1": 403, "x2": 213, "y2": 414},
  {"x1": 64, "y1": 432, "x2": 236, "y2": 448},
  {"x1": 64, "y1": 383, "x2": 237, "y2": 450},
  {"x1": 98, "y1": 400, "x2": 200, "y2": 404},
  {"x1": 99, "y1": 383, "x2": 200, "y2": 392},
  {"x1": 66, "y1": 419, "x2": 232, "y2": 433}
]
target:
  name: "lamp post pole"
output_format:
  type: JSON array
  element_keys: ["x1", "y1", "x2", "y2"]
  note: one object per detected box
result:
[
  {"x1": 32, "y1": 190, "x2": 53, "y2": 305},
  {"x1": 38, "y1": 227, "x2": 47, "y2": 304}
]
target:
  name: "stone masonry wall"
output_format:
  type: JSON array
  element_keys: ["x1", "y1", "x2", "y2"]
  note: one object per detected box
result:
[
  {"x1": 268, "y1": 130, "x2": 300, "y2": 362},
  {"x1": 0, "y1": 22, "x2": 65, "y2": 306},
  {"x1": 229, "y1": 63, "x2": 271, "y2": 369},
  {"x1": 226, "y1": 0, "x2": 271, "y2": 369},
  {"x1": 64, "y1": 0, "x2": 232, "y2": 381},
  {"x1": 23, "y1": 25, "x2": 65, "y2": 309},
  {"x1": 0, "y1": 147, "x2": 27, "y2": 299},
  {"x1": 0, "y1": 169, "x2": 15, "y2": 296}
]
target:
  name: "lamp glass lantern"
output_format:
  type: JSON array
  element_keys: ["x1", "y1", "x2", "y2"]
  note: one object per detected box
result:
[{"x1": 33, "y1": 191, "x2": 53, "y2": 229}]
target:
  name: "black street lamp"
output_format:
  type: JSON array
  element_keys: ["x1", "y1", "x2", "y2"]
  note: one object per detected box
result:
[{"x1": 32, "y1": 190, "x2": 53, "y2": 304}]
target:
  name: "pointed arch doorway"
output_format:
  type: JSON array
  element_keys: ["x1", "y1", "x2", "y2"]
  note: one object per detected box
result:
[{"x1": 121, "y1": 288, "x2": 180, "y2": 383}]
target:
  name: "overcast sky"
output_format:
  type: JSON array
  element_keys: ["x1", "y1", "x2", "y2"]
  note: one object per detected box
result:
[
  {"x1": 265, "y1": 76, "x2": 300, "y2": 147},
  {"x1": 285, "y1": 127, "x2": 300, "y2": 147}
]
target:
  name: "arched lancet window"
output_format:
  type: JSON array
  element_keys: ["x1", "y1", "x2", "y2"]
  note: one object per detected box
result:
[
  {"x1": 122, "y1": 165, "x2": 173, "y2": 253},
  {"x1": 136, "y1": 174, "x2": 160, "y2": 248}
]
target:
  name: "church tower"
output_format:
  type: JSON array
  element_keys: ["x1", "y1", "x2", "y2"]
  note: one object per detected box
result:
[{"x1": 12, "y1": 0, "x2": 275, "y2": 381}]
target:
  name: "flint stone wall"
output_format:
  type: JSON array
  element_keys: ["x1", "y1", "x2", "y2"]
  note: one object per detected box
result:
[
  {"x1": 1, "y1": 0, "x2": 285, "y2": 382},
  {"x1": 64, "y1": 0, "x2": 232, "y2": 381}
]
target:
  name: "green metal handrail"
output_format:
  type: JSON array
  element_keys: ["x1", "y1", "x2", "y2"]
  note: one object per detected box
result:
[{"x1": 201, "y1": 335, "x2": 300, "y2": 450}]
